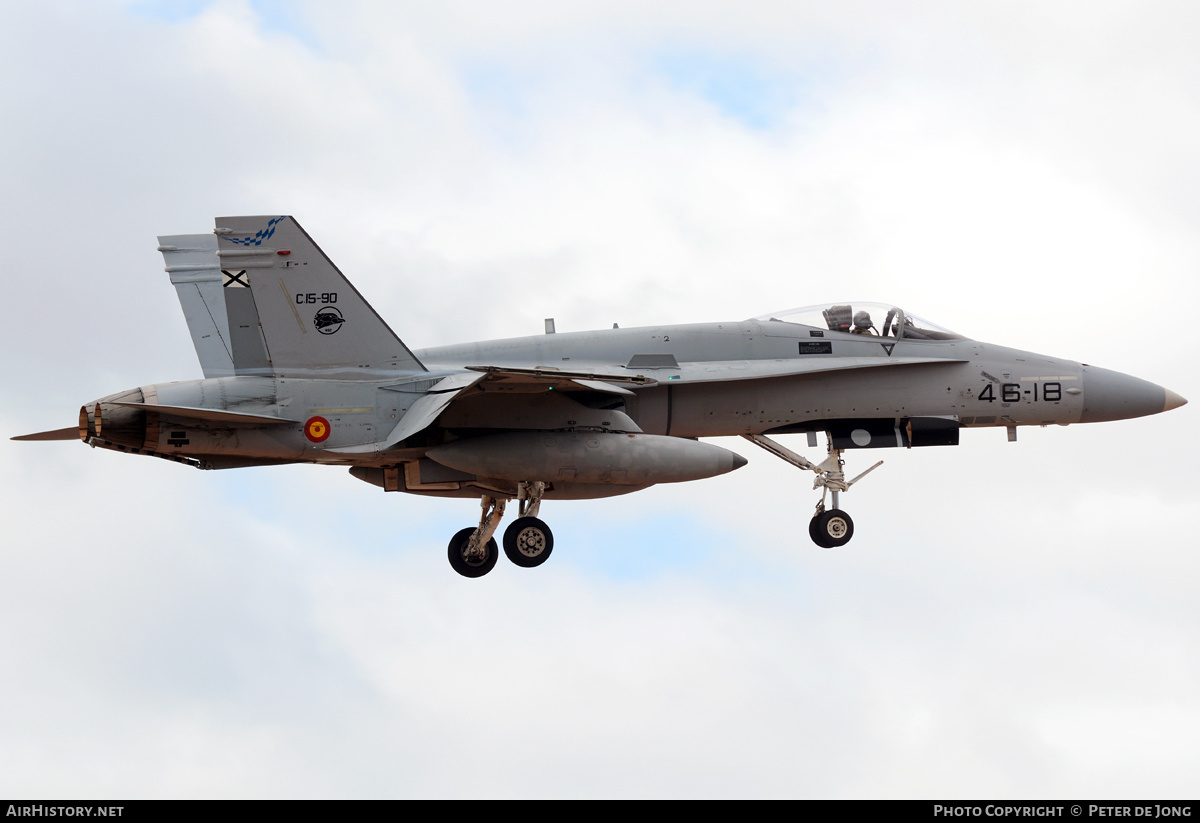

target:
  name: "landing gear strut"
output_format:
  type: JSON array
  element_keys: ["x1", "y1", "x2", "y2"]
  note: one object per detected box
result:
[
  {"x1": 448, "y1": 481, "x2": 554, "y2": 577},
  {"x1": 447, "y1": 495, "x2": 505, "y2": 577},
  {"x1": 743, "y1": 433, "x2": 882, "y2": 549}
]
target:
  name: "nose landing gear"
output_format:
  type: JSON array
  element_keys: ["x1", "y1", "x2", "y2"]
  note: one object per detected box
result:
[{"x1": 743, "y1": 433, "x2": 881, "y2": 549}]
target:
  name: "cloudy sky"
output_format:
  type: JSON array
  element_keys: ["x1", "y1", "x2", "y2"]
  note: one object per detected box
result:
[{"x1": 2, "y1": 0, "x2": 1197, "y2": 799}]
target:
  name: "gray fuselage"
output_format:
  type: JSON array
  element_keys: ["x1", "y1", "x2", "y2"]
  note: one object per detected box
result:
[{"x1": 87, "y1": 317, "x2": 1164, "y2": 482}]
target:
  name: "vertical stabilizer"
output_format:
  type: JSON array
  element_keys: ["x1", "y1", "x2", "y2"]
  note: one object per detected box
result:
[
  {"x1": 159, "y1": 233, "x2": 272, "y2": 377},
  {"x1": 214, "y1": 216, "x2": 425, "y2": 377},
  {"x1": 160, "y1": 233, "x2": 234, "y2": 378}
]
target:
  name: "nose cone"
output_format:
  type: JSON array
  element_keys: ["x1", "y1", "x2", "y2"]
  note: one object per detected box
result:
[{"x1": 1080, "y1": 366, "x2": 1188, "y2": 423}]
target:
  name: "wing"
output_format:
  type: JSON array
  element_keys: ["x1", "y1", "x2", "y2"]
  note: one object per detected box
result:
[{"x1": 321, "y1": 367, "x2": 648, "y2": 455}]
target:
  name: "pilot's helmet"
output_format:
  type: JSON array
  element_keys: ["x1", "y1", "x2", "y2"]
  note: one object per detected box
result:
[{"x1": 853, "y1": 311, "x2": 873, "y2": 328}]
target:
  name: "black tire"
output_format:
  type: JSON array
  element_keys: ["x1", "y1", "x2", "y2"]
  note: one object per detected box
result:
[
  {"x1": 448, "y1": 527, "x2": 499, "y2": 578},
  {"x1": 814, "y1": 509, "x2": 854, "y2": 548},
  {"x1": 809, "y1": 515, "x2": 832, "y2": 548},
  {"x1": 503, "y1": 517, "x2": 554, "y2": 568}
]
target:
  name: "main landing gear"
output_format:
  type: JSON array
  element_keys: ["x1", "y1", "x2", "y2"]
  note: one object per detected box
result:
[
  {"x1": 742, "y1": 433, "x2": 883, "y2": 549},
  {"x1": 447, "y1": 481, "x2": 555, "y2": 578}
]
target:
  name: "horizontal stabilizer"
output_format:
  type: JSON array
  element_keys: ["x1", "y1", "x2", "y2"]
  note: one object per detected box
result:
[
  {"x1": 11, "y1": 426, "x2": 79, "y2": 442},
  {"x1": 110, "y1": 402, "x2": 299, "y2": 426}
]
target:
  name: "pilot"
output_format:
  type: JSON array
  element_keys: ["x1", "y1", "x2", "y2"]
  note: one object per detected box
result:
[{"x1": 850, "y1": 311, "x2": 877, "y2": 336}]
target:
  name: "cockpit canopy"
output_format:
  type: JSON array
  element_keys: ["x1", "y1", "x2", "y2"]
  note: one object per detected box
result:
[{"x1": 755, "y1": 302, "x2": 963, "y2": 341}]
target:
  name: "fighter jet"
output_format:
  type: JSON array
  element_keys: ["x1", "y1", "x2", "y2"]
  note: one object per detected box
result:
[{"x1": 13, "y1": 216, "x2": 1187, "y2": 576}]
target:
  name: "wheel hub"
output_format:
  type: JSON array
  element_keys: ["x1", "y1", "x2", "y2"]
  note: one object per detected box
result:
[
  {"x1": 461, "y1": 548, "x2": 490, "y2": 567},
  {"x1": 517, "y1": 527, "x2": 546, "y2": 557}
]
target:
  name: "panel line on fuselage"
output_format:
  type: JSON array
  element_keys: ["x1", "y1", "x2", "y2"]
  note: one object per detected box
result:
[{"x1": 665, "y1": 383, "x2": 673, "y2": 437}]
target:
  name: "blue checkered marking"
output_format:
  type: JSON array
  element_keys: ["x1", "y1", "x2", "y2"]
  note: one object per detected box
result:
[{"x1": 225, "y1": 216, "x2": 286, "y2": 246}]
